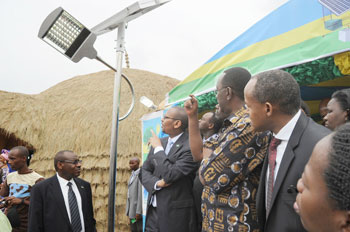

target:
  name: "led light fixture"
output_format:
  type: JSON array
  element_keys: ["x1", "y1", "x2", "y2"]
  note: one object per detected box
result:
[
  {"x1": 140, "y1": 96, "x2": 157, "y2": 110},
  {"x1": 38, "y1": 7, "x2": 97, "y2": 62}
]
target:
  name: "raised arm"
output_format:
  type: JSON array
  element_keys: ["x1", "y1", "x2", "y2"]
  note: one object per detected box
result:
[{"x1": 184, "y1": 95, "x2": 204, "y2": 161}]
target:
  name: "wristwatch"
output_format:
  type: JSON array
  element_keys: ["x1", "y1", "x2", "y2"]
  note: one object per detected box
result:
[{"x1": 21, "y1": 198, "x2": 25, "y2": 204}]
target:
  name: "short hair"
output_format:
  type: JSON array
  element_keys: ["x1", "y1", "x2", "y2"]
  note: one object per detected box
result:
[
  {"x1": 130, "y1": 157, "x2": 140, "y2": 164},
  {"x1": 11, "y1": 146, "x2": 29, "y2": 158},
  {"x1": 209, "y1": 112, "x2": 223, "y2": 133},
  {"x1": 331, "y1": 88, "x2": 350, "y2": 119},
  {"x1": 172, "y1": 106, "x2": 188, "y2": 131},
  {"x1": 221, "y1": 67, "x2": 251, "y2": 101},
  {"x1": 54, "y1": 150, "x2": 74, "y2": 171},
  {"x1": 324, "y1": 123, "x2": 350, "y2": 210},
  {"x1": 252, "y1": 70, "x2": 301, "y2": 115}
]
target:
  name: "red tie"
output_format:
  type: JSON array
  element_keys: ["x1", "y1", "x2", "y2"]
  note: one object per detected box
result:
[{"x1": 266, "y1": 137, "x2": 281, "y2": 216}]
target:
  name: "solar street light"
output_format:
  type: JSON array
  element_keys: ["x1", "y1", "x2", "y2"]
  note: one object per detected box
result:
[
  {"x1": 39, "y1": 1, "x2": 171, "y2": 231},
  {"x1": 38, "y1": 7, "x2": 134, "y2": 121}
]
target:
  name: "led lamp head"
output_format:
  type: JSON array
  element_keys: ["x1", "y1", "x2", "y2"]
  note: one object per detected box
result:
[{"x1": 38, "y1": 7, "x2": 97, "y2": 62}]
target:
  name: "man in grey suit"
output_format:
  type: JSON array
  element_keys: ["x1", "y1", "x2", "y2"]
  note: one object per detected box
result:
[
  {"x1": 126, "y1": 157, "x2": 143, "y2": 232},
  {"x1": 244, "y1": 70, "x2": 330, "y2": 232},
  {"x1": 140, "y1": 106, "x2": 198, "y2": 232}
]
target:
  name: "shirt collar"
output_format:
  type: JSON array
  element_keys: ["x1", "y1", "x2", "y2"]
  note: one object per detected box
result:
[
  {"x1": 274, "y1": 110, "x2": 301, "y2": 141},
  {"x1": 56, "y1": 172, "x2": 73, "y2": 186},
  {"x1": 223, "y1": 106, "x2": 248, "y2": 127},
  {"x1": 168, "y1": 132, "x2": 183, "y2": 144}
]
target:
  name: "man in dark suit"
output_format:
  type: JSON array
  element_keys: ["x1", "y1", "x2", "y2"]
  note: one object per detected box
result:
[
  {"x1": 28, "y1": 150, "x2": 96, "y2": 232},
  {"x1": 244, "y1": 70, "x2": 330, "y2": 232},
  {"x1": 140, "y1": 106, "x2": 198, "y2": 232}
]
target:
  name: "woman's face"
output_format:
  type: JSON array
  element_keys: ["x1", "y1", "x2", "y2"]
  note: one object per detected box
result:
[
  {"x1": 294, "y1": 135, "x2": 349, "y2": 232},
  {"x1": 324, "y1": 98, "x2": 347, "y2": 130}
]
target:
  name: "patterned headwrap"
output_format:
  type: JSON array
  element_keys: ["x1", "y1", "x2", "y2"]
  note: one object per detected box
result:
[{"x1": 1, "y1": 149, "x2": 9, "y2": 161}]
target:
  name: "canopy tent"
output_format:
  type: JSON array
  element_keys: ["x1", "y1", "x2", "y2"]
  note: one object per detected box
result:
[{"x1": 166, "y1": 0, "x2": 350, "y2": 118}]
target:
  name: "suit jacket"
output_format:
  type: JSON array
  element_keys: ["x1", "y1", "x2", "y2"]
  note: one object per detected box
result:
[
  {"x1": 126, "y1": 168, "x2": 142, "y2": 219},
  {"x1": 28, "y1": 175, "x2": 96, "y2": 232},
  {"x1": 256, "y1": 113, "x2": 330, "y2": 232},
  {"x1": 140, "y1": 131, "x2": 198, "y2": 232}
]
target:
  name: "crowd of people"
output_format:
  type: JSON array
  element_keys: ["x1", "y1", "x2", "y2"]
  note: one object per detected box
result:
[
  {"x1": 0, "y1": 67, "x2": 349, "y2": 232},
  {"x1": 0, "y1": 148, "x2": 96, "y2": 232},
  {"x1": 138, "y1": 68, "x2": 350, "y2": 232}
]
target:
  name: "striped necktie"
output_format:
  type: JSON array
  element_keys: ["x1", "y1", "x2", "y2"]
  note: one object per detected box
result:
[
  {"x1": 266, "y1": 137, "x2": 281, "y2": 217},
  {"x1": 67, "y1": 182, "x2": 82, "y2": 232}
]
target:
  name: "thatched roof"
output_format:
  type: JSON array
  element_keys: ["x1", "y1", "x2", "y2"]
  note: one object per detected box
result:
[{"x1": 0, "y1": 69, "x2": 179, "y2": 231}]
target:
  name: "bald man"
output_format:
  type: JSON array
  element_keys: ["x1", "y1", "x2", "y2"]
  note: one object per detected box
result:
[{"x1": 28, "y1": 150, "x2": 96, "y2": 232}]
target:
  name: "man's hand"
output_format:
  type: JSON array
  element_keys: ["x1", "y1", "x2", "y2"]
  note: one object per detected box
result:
[
  {"x1": 5, "y1": 196, "x2": 21, "y2": 207},
  {"x1": 148, "y1": 130, "x2": 162, "y2": 148},
  {"x1": 136, "y1": 214, "x2": 142, "y2": 221},
  {"x1": 184, "y1": 95, "x2": 199, "y2": 117},
  {"x1": 156, "y1": 179, "x2": 170, "y2": 188}
]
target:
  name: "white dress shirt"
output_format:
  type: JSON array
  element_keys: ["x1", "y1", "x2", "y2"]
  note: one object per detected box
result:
[
  {"x1": 152, "y1": 132, "x2": 183, "y2": 207},
  {"x1": 265, "y1": 110, "x2": 301, "y2": 206},
  {"x1": 57, "y1": 173, "x2": 85, "y2": 232}
]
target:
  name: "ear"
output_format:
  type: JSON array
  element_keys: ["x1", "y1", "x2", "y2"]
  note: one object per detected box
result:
[
  {"x1": 208, "y1": 122, "x2": 214, "y2": 130},
  {"x1": 345, "y1": 109, "x2": 350, "y2": 122},
  {"x1": 341, "y1": 211, "x2": 350, "y2": 232},
  {"x1": 57, "y1": 161, "x2": 64, "y2": 170},
  {"x1": 226, "y1": 87, "x2": 233, "y2": 100},
  {"x1": 173, "y1": 120, "x2": 182, "y2": 129},
  {"x1": 265, "y1": 102, "x2": 273, "y2": 117}
]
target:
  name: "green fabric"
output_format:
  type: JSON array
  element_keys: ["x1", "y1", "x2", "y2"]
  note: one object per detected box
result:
[
  {"x1": 168, "y1": 31, "x2": 347, "y2": 104},
  {"x1": 177, "y1": 56, "x2": 342, "y2": 112},
  {"x1": 283, "y1": 56, "x2": 342, "y2": 85},
  {"x1": 179, "y1": 91, "x2": 217, "y2": 113}
]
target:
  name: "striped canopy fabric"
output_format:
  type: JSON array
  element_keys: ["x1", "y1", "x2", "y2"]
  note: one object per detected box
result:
[{"x1": 167, "y1": 0, "x2": 350, "y2": 106}]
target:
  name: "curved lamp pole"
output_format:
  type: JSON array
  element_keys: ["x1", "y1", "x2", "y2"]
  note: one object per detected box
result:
[{"x1": 38, "y1": 1, "x2": 171, "y2": 231}]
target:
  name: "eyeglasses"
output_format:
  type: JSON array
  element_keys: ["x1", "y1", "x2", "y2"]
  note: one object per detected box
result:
[
  {"x1": 58, "y1": 159, "x2": 82, "y2": 165},
  {"x1": 162, "y1": 116, "x2": 180, "y2": 121}
]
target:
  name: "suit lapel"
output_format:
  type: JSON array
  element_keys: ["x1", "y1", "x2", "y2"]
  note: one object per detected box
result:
[
  {"x1": 267, "y1": 114, "x2": 308, "y2": 219},
  {"x1": 167, "y1": 132, "x2": 186, "y2": 157},
  {"x1": 161, "y1": 137, "x2": 168, "y2": 151},
  {"x1": 257, "y1": 151, "x2": 269, "y2": 221},
  {"x1": 74, "y1": 178, "x2": 87, "y2": 220},
  {"x1": 128, "y1": 169, "x2": 140, "y2": 186},
  {"x1": 51, "y1": 176, "x2": 71, "y2": 226}
]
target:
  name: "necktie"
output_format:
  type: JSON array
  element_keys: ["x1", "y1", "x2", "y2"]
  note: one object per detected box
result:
[
  {"x1": 67, "y1": 182, "x2": 82, "y2": 232},
  {"x1": 266, "y1": 137, "x2": 281, "y2": 217},
  {"x1": 165, "y1": 140, "x2": 174, "y2": 155}
]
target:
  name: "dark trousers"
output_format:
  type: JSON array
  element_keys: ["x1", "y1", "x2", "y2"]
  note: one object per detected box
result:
[
  {"x1": 145, "y1": 206, "x2": 159, "y2": 232},
  {"x1": 130, "y1": 219, "x2": 143, "y2": 232}
]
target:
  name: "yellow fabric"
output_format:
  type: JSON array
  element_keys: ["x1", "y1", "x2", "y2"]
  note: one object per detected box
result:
[
  {"x1": 334, "y1": 52, "x2": 350, "y2": 75},
  {"x1": 179, "y1": 12, "x2": 350, "y2": 85},
  {"x1": 7, "y1": 171, "x2": 43, "y2": 186}
]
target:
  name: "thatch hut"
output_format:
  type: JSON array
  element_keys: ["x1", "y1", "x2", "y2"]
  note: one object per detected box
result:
[{"x1": 0, "y1": 69, "x2": 179, "y2": 231}]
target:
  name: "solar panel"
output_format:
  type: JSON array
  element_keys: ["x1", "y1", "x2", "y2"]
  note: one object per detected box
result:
[{"x1": 318, "y1": 0, "x2": 350, "y2": 16}]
